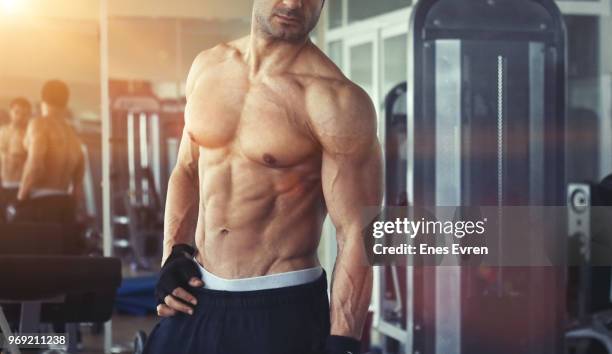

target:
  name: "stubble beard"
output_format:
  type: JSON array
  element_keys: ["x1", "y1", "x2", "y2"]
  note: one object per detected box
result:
[{"x1": 255, "y1": 13, "x2": 312, "y2": 43}]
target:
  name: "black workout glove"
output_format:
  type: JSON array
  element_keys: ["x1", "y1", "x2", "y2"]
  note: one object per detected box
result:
[
  {"x1": 155, "y1": 244, "x2": 202, "y2": 305},
  {"x1": 324, "y1": 335, "x2": 361, "y2": 354}
]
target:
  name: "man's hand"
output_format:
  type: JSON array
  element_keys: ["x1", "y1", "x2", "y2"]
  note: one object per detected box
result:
[{"x1": 155, "y1": 244, "x2": 204, "y2": 317}]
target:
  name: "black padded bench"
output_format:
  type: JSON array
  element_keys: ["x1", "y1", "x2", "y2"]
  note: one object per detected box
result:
[
  {"x1": 0, "y1": 223, "x2": 84, "y2": 256},
  {"x1": 0, "y1": 256, "x2": 121, "y2": 353}
]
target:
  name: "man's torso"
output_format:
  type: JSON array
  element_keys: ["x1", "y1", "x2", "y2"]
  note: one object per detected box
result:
[
  {"x1": 0, "y1": 125, "x2": 27, "y2": 184},
  {"x1": 188, "y1": 39, "x2": 347, "y2": 278},
  {"x1": 28, "y1": 118, "x2": 82, "y2": 192}
]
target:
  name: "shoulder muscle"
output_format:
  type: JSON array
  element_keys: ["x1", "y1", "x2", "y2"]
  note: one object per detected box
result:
[
  {"x1": 306, "y1": 81, "x2": 377, "y2": 156},
  {"x1": 185, "y1": 43, "x2": 241, "y2": 99}
]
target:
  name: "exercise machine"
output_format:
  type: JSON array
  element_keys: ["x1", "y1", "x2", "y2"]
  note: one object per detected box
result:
[
  {"x1": 376, "y1": 0, "x2": 568, "y2": 353},
  {"x1": 0, "y1": 223, "x2": 122, "y2": 354},
  {"x1": 0, "y1": 256, "x2": 121, "y2": 354},
  {"x1": 109, "y1": 82, "x2": 185, "y2": 271},
  {"x1": 566, "y1": 175, "x2": 612, "y2": 353}
]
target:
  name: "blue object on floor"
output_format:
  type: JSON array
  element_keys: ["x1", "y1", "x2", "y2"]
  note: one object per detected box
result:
[{"x1": 115, "y1": 275, "x2": 158, "y2": 315}]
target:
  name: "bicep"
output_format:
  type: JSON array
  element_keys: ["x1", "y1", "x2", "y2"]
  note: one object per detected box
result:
[
  {"x1": 173, "y1": 128, "x2": 199, "y2": 179},
  {"x1": 317, "y1": 85, "x2": 382, "y2": 234},
  {"x1": 322, "y1": 142, "x2": 383, "y2": 236}
]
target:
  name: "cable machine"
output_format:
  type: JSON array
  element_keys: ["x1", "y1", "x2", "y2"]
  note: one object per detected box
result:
[{"x1": 377, "y1": 0, "x2": 568, "y2": 353}]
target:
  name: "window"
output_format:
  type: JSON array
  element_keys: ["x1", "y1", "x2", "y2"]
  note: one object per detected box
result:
[
  {"x1": 328, "y1": 0, "x2": 343, "y2": 29},
  {"x1": 556, "y1": 0, "x2": 611, "y2": 15},
  {"x1": 348, "y1": 0, "x2": 412, "y2": 23},
  {"x1": 349, "y1": 42, "x2": 374, "y2": 99},
  {"x1": 383, "y1": 34, "x2": 408, "y2": 97},
  {"x1": 327, "y1": 40, "x2": 343, "y2": 68}
]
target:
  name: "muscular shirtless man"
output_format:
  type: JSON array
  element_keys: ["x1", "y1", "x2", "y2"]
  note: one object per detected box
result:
[
  {"x1": 11, "y1": 80, "x2": 85, "y2": 224},
  {"x1": 0, "y1": 98, "x2": 31, "y2": 221},
  {"x1": 145, "y1": 1, "x2": 382, "y2": 354}
]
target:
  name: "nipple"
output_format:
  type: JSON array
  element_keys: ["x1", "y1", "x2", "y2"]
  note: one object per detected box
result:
[{"x1": 263, "y1": 154, "x2": 277, "y2": 166}]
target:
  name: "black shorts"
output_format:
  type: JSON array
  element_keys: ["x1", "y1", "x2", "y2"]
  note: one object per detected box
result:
[
  {"x1": 12, "y1": 195, "x2": 75, "y2": 224},
  {"x1": 144, "y1": 272, "x2": 331, "y2": 354}
]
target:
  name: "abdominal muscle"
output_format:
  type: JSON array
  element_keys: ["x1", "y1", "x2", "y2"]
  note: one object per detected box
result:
[{"x1": 194, "y1": 154, "x2": 326, "y2": 279}]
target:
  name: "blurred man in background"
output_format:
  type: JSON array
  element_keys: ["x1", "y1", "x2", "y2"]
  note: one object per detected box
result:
[
  {"x1": 0, "y1": 98, "x2": 31, "y2": 222},
  {"x1": 12, "y1": 80, "x2": 84, "y2": 224},
  {"x1": 0, "y1": 109, "x2": 9, "y2": 126}
]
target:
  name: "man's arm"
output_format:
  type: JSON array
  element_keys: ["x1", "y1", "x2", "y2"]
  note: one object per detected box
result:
[
  {"x1": 0, "y1": 127, "x2": 6, "y2": 185},
  {"x1": 161, "y1": 49, "x2": 207, "y2": 263},
  {"x1": 18, "y1": 120, "x2": 47, "y2": 200},
  {"x1": 155, "y1": 52, "x2": 209, "y2": 318},
  {"x1": 72, "y1": 144, "x2": 86, "y2": 212},
  {"x1": 157, "y1": 127, "x2": 202, "y2": 318},
  {"x1": 162, "y1": 128, "x2": 200, "y2": 262},
  {"x1": 313, "y1": 83, "x2": 383, "y2": 339}
]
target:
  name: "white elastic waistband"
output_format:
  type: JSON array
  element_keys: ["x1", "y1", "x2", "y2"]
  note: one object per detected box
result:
[
  {"x1": 1, "y1": 181, "x2": 19, "y2": 189},
  {"x1": 30, "y1": 189, "x2": 70, "y2": 199},
  {"x1": 196, "y1": 262, "x2": 323, "y2": 292}
]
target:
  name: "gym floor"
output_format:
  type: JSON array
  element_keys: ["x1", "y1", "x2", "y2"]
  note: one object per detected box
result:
[{"x1": 80, "y1": 314, "x2": 158, "y2": 354}]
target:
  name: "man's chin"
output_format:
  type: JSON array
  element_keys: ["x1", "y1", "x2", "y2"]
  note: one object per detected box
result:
[{"x1": 272, "y1": 30, "x2": 308, "y2": 42}]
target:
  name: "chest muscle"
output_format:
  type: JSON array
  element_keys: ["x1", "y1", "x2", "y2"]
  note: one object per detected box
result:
[{"x1": 185, "y1": 73, "x2": 318, "y2": 167}]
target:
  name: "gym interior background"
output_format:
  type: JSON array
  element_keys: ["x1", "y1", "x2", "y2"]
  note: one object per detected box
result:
[{"x1": 1, "y1": 0, "x2": 612, "y2": 353}]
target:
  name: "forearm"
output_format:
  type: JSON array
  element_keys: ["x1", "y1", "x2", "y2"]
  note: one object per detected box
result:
[
  {"x1": 330, "y1": 230, "x2": 373, "y2": 339},
  {"x1": 162, "y1": 168, "x2": 199, "y2": 263}
]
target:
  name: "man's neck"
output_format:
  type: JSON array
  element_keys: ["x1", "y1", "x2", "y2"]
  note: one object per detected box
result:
[
  {"x1": 245, "y1": 29, "x2": 309, "y2": 77},
  {"x1": 45, "y1": 110, "x2": 65, "y2": 121}
]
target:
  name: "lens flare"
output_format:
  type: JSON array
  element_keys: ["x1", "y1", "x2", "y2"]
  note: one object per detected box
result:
[{"x1": 0, "y1": 0, "x2": 19, "y2": 14}]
